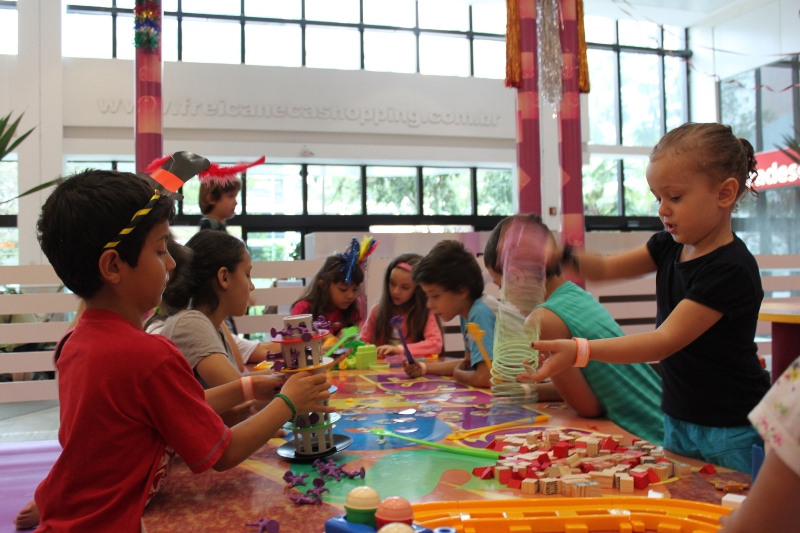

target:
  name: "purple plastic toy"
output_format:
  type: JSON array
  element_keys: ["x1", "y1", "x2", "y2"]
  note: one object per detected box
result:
[{"x1": 245, "y1": 517, "x2": 280, "y2": 533}]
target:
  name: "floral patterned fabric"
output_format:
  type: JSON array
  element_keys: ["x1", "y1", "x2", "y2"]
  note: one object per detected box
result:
[{"x1": 749, "y1": 356, "x2": 800, "y2": 477}]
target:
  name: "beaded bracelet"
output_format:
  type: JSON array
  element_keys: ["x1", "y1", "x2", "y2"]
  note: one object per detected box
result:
[
  {"x1": 275, "y1": 393, "x2": 297, "y2": 420},
  {"x1": 573, "y1": 338, "x2": 590, "y2": 368},
  {"x1": 240, "y1": 376, "x2": 255, "y2": 402}
]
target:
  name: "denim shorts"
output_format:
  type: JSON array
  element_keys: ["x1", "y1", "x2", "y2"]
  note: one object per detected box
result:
[{"x1": 663, "y1": 414, "x2": 763, "y2": 473}]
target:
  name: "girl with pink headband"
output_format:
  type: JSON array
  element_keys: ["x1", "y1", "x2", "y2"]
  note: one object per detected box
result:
[{"x1": 361, "y1": 253, "x2": 443, "y2": 359}]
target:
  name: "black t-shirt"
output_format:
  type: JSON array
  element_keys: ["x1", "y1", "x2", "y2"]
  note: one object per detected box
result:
[{"x1": 647, "y1": 231, "x2": 770, "y2": 427}]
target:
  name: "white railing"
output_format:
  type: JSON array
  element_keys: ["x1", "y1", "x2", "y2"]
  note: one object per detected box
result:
[{"x1": 1, "y1": 255, "x2": 798, "y2": 403}]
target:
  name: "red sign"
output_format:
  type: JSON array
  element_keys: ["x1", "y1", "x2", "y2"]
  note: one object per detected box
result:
[{"x1": 753, "y1": 149, "x2": 800, "y2": 190}]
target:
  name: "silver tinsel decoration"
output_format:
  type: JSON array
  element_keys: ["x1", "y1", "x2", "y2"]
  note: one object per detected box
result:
[{"x1": 537, "y1": 0, "x2": 563, "y2": 107}]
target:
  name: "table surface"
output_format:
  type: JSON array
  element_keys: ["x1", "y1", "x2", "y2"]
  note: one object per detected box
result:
[
  {"x1": 759, "y1": 302, "x2": 800, "y2": 324},
  {"x1": 142, "y1": 368, "x2": 749, "y2": 533}
]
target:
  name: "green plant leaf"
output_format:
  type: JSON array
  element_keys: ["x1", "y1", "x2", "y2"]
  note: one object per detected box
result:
[
  {"x1": 0, "y1": 111, "x2": 36, "y2": 162},
  {"x1": 778, "y1": 132, "x2": 800, "y2": 165},
  {"x1": 0, "y1": 178, "x2": 60, "y2": 205}
]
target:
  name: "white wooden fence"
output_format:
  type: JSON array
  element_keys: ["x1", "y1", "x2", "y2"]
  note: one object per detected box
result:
[{"x1": 1, "y1": 255, "x2": 798, "y2": 403}]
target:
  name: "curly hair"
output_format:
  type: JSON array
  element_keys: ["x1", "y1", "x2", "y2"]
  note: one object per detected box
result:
[{"x1": 651, "y1": 122, "x2": 759, "y2": 202}]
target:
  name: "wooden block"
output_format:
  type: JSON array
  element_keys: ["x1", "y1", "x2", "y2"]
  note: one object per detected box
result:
[
  {"x1": 675, "y1": 463, "x2": 692, "y2": 479},
  {"x1": 521, "y1": 478, "x2": 539, "y2": 495},
  {"x1": 721, "y1": 493, "x2": 747, "y2": 510},
  {"x1": 507, "y1": 478, "x2": 522, "y2": 489},
  {"x1": 539, "y1": 477, "x2": 559, "y2": 495}
]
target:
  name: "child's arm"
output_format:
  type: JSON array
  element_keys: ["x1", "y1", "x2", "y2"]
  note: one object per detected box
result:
[
  {"x1": 453, "y1": 358, "x2": 491, "y2": 388},
  {"x1": 204, "y1": 374, "x2": 285, "y2": 414},
  {"x1": 403, "y1": 359, "x2": 461, "y2": 378},
  {"x1": 221, "y1": 323, "x2": 245, "y2": 372},
  {"x1": 520, "y1": 308, "x2": 603, "y2": 418},
  {"x1": 195, "y1": 353, "x2": 243, "y2": 388},
  {"x1": 212, "y1": 371, "x2": 333, "y2": 471},
  {"x1": 562, "y1": 245, "x2": 656, "y2": 281},
  {"x1": 718, "y1": 450, "x2": 800, "y2": 533},
  {"x1": 527, "y1": 299, "x2": 722, "y2": 381}
]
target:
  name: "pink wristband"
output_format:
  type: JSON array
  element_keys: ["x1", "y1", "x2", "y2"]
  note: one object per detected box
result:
[
  {"x1": 573, "y1": 338, "x2": 590, "y2": 368},
  {"x1": 418, "y1": 362, "x2": 427, "y2": 375},
  {"x1": 241, "y1": 376, "x2": 255, "y2": 402}
]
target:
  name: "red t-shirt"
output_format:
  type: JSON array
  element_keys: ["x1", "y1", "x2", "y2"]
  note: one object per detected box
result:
[{"x1": 35, "y1": 309, "x2": 231, "y2": 532}]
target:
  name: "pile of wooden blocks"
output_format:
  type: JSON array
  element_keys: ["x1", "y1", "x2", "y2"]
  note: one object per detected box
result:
[{"x1": 471, "y1": 429, "x2": 695, "y2": 497}]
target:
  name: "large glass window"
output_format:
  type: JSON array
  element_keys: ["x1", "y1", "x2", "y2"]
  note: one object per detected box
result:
[
  {"x1": 0, "y1": 3, "x2": 19, "y2": 55},
  {"x1": 306, "y1": 165, "x2": 362, "y2": 215},
  {"x1": 18, "y1": 158, "x2": 513, "y2": 266},
  {"x1": 366, "y1": 167, "x2": 417, "y2": 215},
  {"x1": 422, "y1": 167, "x2": 471, "y2": 215},
  {"x1": 721, "y1": 59, "x2": 800, "y2": 255},
  {"x1": 583, "y1": 17, "x2": 689, "y2": 229},
  {"x1": 63, "y1": 2, "x2": 506, "y2": 78}
]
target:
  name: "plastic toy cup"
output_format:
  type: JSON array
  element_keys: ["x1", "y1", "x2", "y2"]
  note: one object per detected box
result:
[
  {"x1": 369, "y1": 362, "x2": 391, "y2": 372},
  {"x1": 377, "y1": 523, "x2": 416, "y2": 533},
  {"x1": 344, "y1": 487, "x2": 381, "y2": 528},
  {"x1": 375, "y1": 496, "x2": 414, "y2": 529}
]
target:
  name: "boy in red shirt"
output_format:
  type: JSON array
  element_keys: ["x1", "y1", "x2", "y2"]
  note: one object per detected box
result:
[{"x1": 33, "y1": 165, "x2": 332, "y2": 532}]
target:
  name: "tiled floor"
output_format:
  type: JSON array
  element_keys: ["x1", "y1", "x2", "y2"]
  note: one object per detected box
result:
[{"x1": 0, "y1": 401, "x2": 59, "y2": 443}]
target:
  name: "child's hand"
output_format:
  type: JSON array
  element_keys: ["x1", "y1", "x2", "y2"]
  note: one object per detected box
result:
[
  {"x1": 377, "y1": 345, "x2": 399, "y2": 357},
  {"x1": 281, "y1": 371, "x2": 335, "y2": 415},
  {"x1": 402, "y1": 360, "x2": 422, "y2": 378},
  {"x1": 517, "y1": 340, "x2": 577, "y2": 382},
  {"x1": 252, "y1": 374, "x2": 286, "y2": 401}
]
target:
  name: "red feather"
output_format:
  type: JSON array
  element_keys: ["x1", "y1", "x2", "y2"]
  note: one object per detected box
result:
[
  {"x1": 144, "y1": 155, "x2": 266, "y2": 186},
  {"x1": 144, "y1": 155, "x2": 172, "y2": 174},
  {"x1": 199, "y1": 156, "x2": 266, "y2": 186}
]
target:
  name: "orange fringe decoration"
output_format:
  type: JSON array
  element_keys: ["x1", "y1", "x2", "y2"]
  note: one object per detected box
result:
[
  {"x1": 577, "y1": 0, "x2": 590, "y2": 93},
  {"x1": 505, "y1": 0, "x2": 522, "y2": 88}
]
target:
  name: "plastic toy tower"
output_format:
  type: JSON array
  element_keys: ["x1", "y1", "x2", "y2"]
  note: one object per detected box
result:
[{"x1": 274, "y1": 314, "x2": 338, "y2": 457}]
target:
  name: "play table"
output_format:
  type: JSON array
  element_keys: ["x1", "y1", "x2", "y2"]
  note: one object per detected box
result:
[
  {"x1": 142, "y1": 368, "x2": 750, "y2": 533},
  {"x1": 759, "y1": 302, "x2": 800, "y2": 383}
]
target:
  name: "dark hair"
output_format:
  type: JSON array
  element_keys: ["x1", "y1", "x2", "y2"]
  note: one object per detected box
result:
[
  {"x1": 162, "y1": 230, "x2": 247, "y2": 313},
  {"x1": 484, "y1": 213, "x2": 561, "y2": 278},
  {"x1": 199, "y1": 178, "x2": 242, "y2": 215},
  {"x1": 293, "y1": 253, "x2": 365, "y2": 325},
  {"x1": 413, "y1": 240, "x2": 484, "y2": 302},
  {"x1": 374, "y1": 253, "x2": 441, "y2": 346},
  {"x1": 651, "y1": 122, "x2": 759, "y2": 202},
  {"x1": 36, "y1": 169, "x2": 175, "y2": 299},
  {"x1": 143, "y1": 236, "x2": 193, "y2": 330}
]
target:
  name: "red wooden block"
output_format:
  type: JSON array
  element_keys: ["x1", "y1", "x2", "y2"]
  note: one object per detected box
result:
[
  {"x1": 552, "y1": 442, "x2": 570, "y2": 459},
  {"x1": 477, "y1": 467, "x2": 495, "y2": 480},
  {"x1": 699, "y1": 464, "x2": 717, "y2": 475},
  {"x1": 485, "y1": 439, "x2": 497, "y2": 450},
  {"x1": 511, "y1": 469, "x2": 525, "y2": 480},
  {"x1": 573, "y1": 441, "x2": 586, "y2": 448},
  {"x1": 620, "y1": 459, "x2": 640, "y2": 468},
  {"x1": 519, "y1": 446, "x2": 530, "y2": 454},
  {"x1": 537, "y1": 453, "x2": 550, "y2": 464},
  {"x1": 647, "y1": 469, "x2": 660, "y2": 483},
  {"x1": 507, "y1": 478, "x2": 523, "y2": 489},
  {"x1": 601, "y1": 438, "x2": 617, "y2": 451},
  {"x1": 631, "y1": 472, "x2": 649, "y2": 490},
  {"x1": 657, "y1": 458, "x2": 672, "y2": 464},
  {"x1": 472, "y1": 467, "x2": 487, "y2": 477},
  {"x1": 580, "y1": 463, "x2": 596, "y2": 474},
  {"x1": 498, "y1": 468, "x2": 512, "y2": 485},
  {"x1": 525, "y1": 468, "x2": 540, "y2": 479},
  {"x1": 495, "y1": 441, "x2": 509, "y2": 451}
]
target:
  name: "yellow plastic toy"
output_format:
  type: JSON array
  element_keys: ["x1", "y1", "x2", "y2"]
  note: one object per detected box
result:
[{"x1": 466, "y1": 322, "x2": 493, "y2": 371}]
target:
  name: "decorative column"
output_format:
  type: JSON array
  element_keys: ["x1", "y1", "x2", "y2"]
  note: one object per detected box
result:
[
  {"x1": 506, "y1": 0, "x2": 541, "y2": 214},
  {"x1": 134, "y1": 1, "x2": 163, "y2": 172},
  {"x1": 557, "y1": 0, "x2": 587, "y2": 250}
]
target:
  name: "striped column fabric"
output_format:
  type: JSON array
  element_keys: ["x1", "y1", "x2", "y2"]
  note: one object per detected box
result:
[
  {"x1": 557, "y1": 0, "x2": 585, "y2": 252},
  {"x1": 134, "y1": 5, "x2": 163, "y2": 173},
  {"x1": 516, "y1": 0, "x2": 541, "y2": 215}
]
